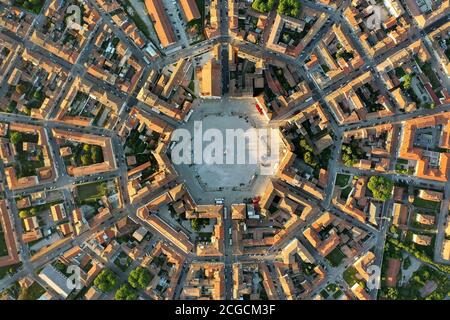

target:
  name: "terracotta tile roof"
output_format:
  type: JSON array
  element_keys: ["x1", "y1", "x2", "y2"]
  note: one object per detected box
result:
[{"x1": 145, "y1": 0, "x2": 176, "y2": 48}]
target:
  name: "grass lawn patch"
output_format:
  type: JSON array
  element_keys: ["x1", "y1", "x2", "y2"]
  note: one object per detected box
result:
[
  {"x1": 335, "y1": 174, "x2": 350, "y2": 187},
  {"x1": 343, "y1": 266, "x2": 365, "y2": 287},
  {"x1": 15, "y1": 280, "x2": 45, "y2": 300},
  {"x1": 14, "y1": 0, "x2": 45, "y2": 14},
  {"x1": 23, "y1": 282, "x2": 46, "y2": 300},
  {"x1": 0, "y1": 229, "x2": 8, "y2": 257},
  {"x1": 76, "y1": 182, "x2": 107, "y2": 203},
  {"x1": 188, "y1": 80, "x2": 195, "y2": 92},
  {"x1": 196, "y1": 0, "x2": 205, "y2": 24},
  {"x1": 197, "y1": 232, "x2": 212, "y2": 241},
  {"x1": 413, "y1": 197, "x2": 441, "y2": 211},
  {"x1": 332, "y1": 289, "x2": 343, "y2": 299},
  {"x1": 340, "y1": 186, "x2": 353, "y2": 200},
  {"x1": 326, "y1": 247, "x2": 346, "y2": 267},
  {"x1": 420, "y1": 62, "x2": 441, "y2": 90}
]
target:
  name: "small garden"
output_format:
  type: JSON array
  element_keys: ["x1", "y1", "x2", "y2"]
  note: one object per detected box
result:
[
  {"x1": 326, "y1": 247, "x2": 346, "y2": 267},
  {"x1": 14, "y1": 0, "x2": 45, "y2": 14},
  {"x1": 413, "y1": 197, "x2": 441, "y2": 211},
  {"x1": 76, "y1": 181, "x2": 109, "y2": 206},
  {"x1": 335, "y1": 174, "x2": 350, "y2": 188},
  {"x1": 114, "y1": 251, "x2": 132, "y2": 272}
]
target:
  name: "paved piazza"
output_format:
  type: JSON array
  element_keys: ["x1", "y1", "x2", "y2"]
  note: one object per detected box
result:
[{"x1": 172, "y1": 97, "x2": 282, "y2": 204}]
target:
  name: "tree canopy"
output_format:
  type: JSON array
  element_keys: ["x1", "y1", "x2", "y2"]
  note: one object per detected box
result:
[
  {"x1": 18, "y1": 208, "x2": 37, "y2": 219},
  {"x1": 277, "y1": 0, "x2": 301, "y2": 18},
  {"x1": 80, "y1": 144, "x2": 103, "y2": 165},
  {"x1": 81, "y1": 154, "x2": 93, "y2": 166},
  {"x1": 402, "y1": 74, "x2": 413, "y2": 89},
  {"x1": 341, "y1": 143, "x2": 364, "y2": 167},
  {"x1": 96, "y1": 182, "x2": 108, "y2": 197},
  {"x1": 252, "y1": 0, "x2": 276, "y2": 13},
  {"x1": 10, "y1": 132, "x2": 23, "y2": 144},
  {"x1": 94, "y1": 269, "x2": 118, "y2": 293},
  {"x1": 128, "y1": 267, "x2": 151, "y2": 289},
  {"x1": 367, "y1": 176, "x2": 393, "y2": 201},
  {"x1": 91, "y1": 145, "x2": 103, "y2": 163},
  {"x1": 19, "y1": 210, "x2": 29, "y2": 219},
  {"x1": 115, "y1": 284, "x2": 138, "y2": 300}
]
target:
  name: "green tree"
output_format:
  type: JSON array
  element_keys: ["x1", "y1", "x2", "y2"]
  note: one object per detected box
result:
[
  {"x1": 6, "y1": 101, "x2": 17, "y2": 113},
  {"x1": 277, "y1": 0, "x2": 301, "y2": 18},
  {"x1": 368, "y1": 176, "x2": 392, "y2": 198},
  {"x1": 81, "y1": 154, "x2": 92, "y2": 166},
  {"x1": 33, "y1": 90, "x2": 43, "y2": 100},
  {"x1": 385, "y1": 287, "x2": 398, "y2": 299},
  {"x1": 115, "y1": 284, "x2": 138, "y2": 300},
  {"x1": 91, "y1": 145, "x2": 103, "y2": 164},
  {"x1": 82, "y1": 144, "x2": 91, "y2": 153},
  {"x1": 303, "y1": 151, "x2": 318, "y2": 168},
  {"x1": 10, "y1": 132, "x2": 23, "y2": 144},
  {"x1": 30, "y1": 207, "x2": 38, "y2": 216},
  {"x1": 252, "y1": 0, "x2": 275, "y2": 13},
  {"x1": 367, "y1": 176, "x2": 393, "y2": 201},
  {"x1": 97, "y1": 182, "x2": 107, "y2": 197},
  {"x1": 128, "y1": 267, "x2": 151, "y2": 289},
  {"x1": 402, "y1": 74, "x2": 412, "y2": 89},
  {"x1": 94, "y1": 269, "x2": 118, "y2": 293},
  {"x1": 19, "y1": 210, "x2": 29, "y2": 219},
  {"x1": 299, "y1": 138, "x2": 313, "y2": 152},
  {"x1": 191, "y1": 218, "x2": 201, "y2": 231},
  {"x1": 28, "y1": 0, "x2": 42, "y2": 6}
]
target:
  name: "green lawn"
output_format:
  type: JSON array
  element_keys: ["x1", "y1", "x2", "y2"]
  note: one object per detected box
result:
[
  {"x1": 198, "y1": 232, "x2": 212, "y2": 242},
  {"x1": 320, "y1": 289, "x2": 329, "y2": 298},
  {"x1": 325, "y1": 283, "x2": 343, "y2": 299},
  {"x1": 23, "y1": 282, "x2": 46, "y2": 300},
  {"x1": 0, "y1": 231, "x2": 8, "y2": 257},
  {"x1": 326, "y1": 247, "x2": 346, "y2": 267},
  {"x1": 335, "y1": 174, "x2": 350, "y2": 187},
  {"x1": 340, "y1": 186, "x2": 353, "y2": 200},
  {"x1": 15, "y1": 158, "x2": 44, "y2": 178},
  {"x1": 188, "y1": 80, "x2": 195, "y2": 92},
  {"x1": 420, "y1": 62, "x2": 441, "y2": 89},
  {"x1": 76, "y1": 182, "x2": 107, "y2": 203},
  {"x1": 19, "y1": 282, "x2": 45, "y2": 300},
  {"x1": 0, "y1": 222, "x2": 8, "y2": 257},
  {"x1": 413, "y1": 197, "x2": 441, "y2": 211},
  {"x1": 13, "y1": 0, "x2": 45, "y2": 14},
  {"x1": 333, "y1": 289, "x2": 343, "y2": 299},
  {"x1": 343, "y1": 266, "x2": 365, "y2": 287}
]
